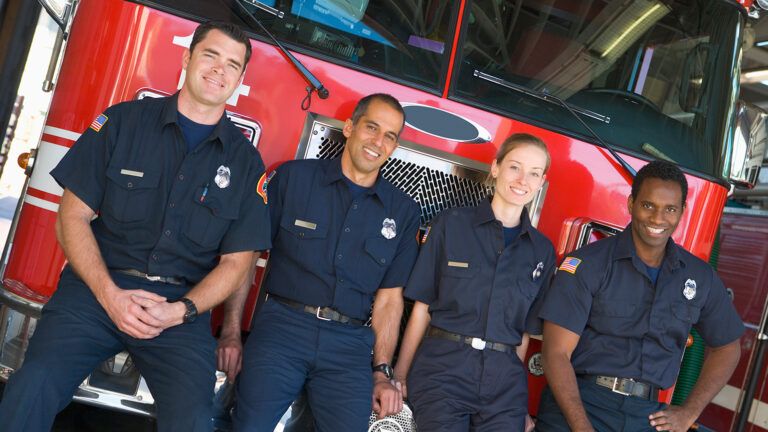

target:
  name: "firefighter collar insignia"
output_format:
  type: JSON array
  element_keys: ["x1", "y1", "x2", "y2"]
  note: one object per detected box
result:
[
  {"x1": 215, "y1": 165, "x2": 231, "y2": 189},
  {"x1": 683, "y1": 279, "x2": 697, "y2": 300},
  {"x1": 381, "y1": 218, "x2": 397, "y2": 239},
  {"x1": 532, "y1": 262, "x2": 544, "y2": 281}
]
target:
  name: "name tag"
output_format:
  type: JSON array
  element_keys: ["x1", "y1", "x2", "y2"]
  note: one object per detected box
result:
[
  {"x1": 120, "y1": 169, "x2": 144, "y2": 178},
  {"x1": 447, "y1": 261, "x2": 469, "y2": 268},
  {"x1": 294, "y1": 219, "x2": 317, "y2": 230}
]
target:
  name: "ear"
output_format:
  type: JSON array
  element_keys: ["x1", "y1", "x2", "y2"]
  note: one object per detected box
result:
[
  {"x1": 182, "y1": 49, "x2": 191, "y2": 70},
  {"x1": 536, "y1": 173, "x2": 547, "y2": 190},
  {"x1": 627, "y1": 194, "x2": 634, "y2": 213},
  {"x1": 342, "y1": 118, "x2": 354, "y2": 139},
  {"x1": 490, "y1": 159, "x2": 499, "y2": 180}
]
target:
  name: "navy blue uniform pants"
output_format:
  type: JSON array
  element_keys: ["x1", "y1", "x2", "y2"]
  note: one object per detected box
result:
[
  {"x1": 535, "y1": 378, "x2": 666, "y2": 431},
  {"x1": 0, "y1": 267, "x2": 216, "y2": 432},
  {"x1": 408, "y1": 337, "x2": 528, "y2": 431},
  {"x1": 233, "y1": 298, "x2": 374, "y2": 432}
]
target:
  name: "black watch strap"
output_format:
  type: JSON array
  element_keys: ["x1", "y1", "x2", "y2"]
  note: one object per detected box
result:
[
  {"x1": 177, "y1": 297, "x2": 198, "y2": 323},
  {"x1": 372, "y1": 363, "x2": 394, "y2": 380}
]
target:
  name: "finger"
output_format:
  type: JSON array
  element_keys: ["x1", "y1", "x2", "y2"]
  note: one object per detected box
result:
[
  {"x1": 218, "y1": 350, "x2": 229, "y2": 372},
  {"x1": 134, "y1": 307, "x2": 165, "y2": 328},
  {"x1": 131, "y1": 295, "x2": 158, "y2": 308},
  {"x1": 131, "y1": 290, "x2": 167, "y2": 303},
  {"x1": 127, "y1": 313, "x2": 163, "y2": 335},
  {"x1": 227, "y1": 369, "x2": 237, "y2": 383},
  {"x1": 372, "y1": 396, "x2": 381, "y2": 417},
  {"x1": 234, "y1": 354, "x2": 242, "y2": 377}
]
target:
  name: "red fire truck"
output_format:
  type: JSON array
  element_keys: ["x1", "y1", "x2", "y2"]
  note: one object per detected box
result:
[{"x1": 0, "y1": 0, "x2": 765, "y2": 429}]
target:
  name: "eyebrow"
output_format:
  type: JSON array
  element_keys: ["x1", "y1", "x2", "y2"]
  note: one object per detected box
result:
[
  {"x1": 201, "y1": 47, "x2": 243, "y2": 70},
  {"x1": 365, "y1": 120, "x2": 399, "y2": 140},
  {"x1": 508, "y1": 159, "x2": 544, "y2": 171}
]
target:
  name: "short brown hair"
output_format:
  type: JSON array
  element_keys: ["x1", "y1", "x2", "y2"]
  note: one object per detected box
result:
[
  {"x1": 190, "y1": 21, "x2": 252, "y2": 67},
  {"x1": 351, "y1": 93, "x2": 406, "y2": 135}
]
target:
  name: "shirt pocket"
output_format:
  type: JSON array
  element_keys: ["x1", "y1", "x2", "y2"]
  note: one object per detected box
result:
[
  {"x1": 668, "y1": 301, "x2": 701, "y2": 346},
  {"x1": 103, "y1": 166, "x2": 161, "y2": 223},
  {"x1": 184, "y1": 186, "x2": 238, "y2": 248},
  {"x1": 354, "y1": 237, "x2": 398, "y2": 292},
  {"x1": 277, "y1": 214, "x2": 329, "y2": 259},
  {"x1": 590, "y1": 300, "x2": 638, "y2": 336},
  {"x1": 503, "y1": 279, "x2": 540, "y2": 332}
]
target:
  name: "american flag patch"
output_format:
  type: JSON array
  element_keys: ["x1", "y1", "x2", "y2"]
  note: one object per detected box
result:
[
  {"x1": 90, "y1": 114, "x2": 108, "y2": 132},
  {"x1": 559, "y1": 257, "x2": 582, "y2": 274}
]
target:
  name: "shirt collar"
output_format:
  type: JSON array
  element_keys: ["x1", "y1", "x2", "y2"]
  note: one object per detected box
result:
[
  {"x1": 161, "y1": 92, "x2": 229, "y2": 149},
  {"x1": 616, "y1": 223, "x2": 684, "y2": 270},
  {"x1": 320, "y1": 157, "x2": 393, "y2": 204},
  {"x1": 472, "y1": 197, "x2": 533, "y2": 236}
]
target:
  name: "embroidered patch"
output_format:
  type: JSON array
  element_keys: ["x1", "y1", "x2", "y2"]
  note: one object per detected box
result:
[
  {"x1": 256, "y1": 170, "x2": 274, "y2": 205},
  {"x1": 558, "y1": 257, "x2": 582, "y2": 274},
  {"x1": 420, "y1": 226, "x2": 431, "y2": 244},
  {"x1": 90, "y1": 114, "x2": 108, "y2": 132}
]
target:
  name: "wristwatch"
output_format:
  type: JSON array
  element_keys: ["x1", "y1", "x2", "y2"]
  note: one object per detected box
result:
[
  {"x1": 372, "y1": 363, "x2": 394, "y2": 380},
  {"x1": 175, "y1": 297, "x2": 198, "y2": 324}
]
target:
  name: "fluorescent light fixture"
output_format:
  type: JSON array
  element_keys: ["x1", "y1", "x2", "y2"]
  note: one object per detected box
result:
[
  {"x1": 602, "y1": 3, "x2": 666, "y2": 58},
  {"x1": 756, "y1": 40, "x2": 768, "y2": 47},
  {"x1": 741, "y1": 69, "x2": 768, "y2": 83}
]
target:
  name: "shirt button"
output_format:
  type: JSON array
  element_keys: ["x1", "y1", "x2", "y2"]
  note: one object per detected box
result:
[
  {"x1": 178, "y1": 174, "x2": 185, "y2": 181},
  {"x1": 344, "y1": 227, "x2": 350, "y2": 233},
  {"x1": 151, "y1": 254, "x2": 158, "y2": 261},
  {"x1": 380, "y1": 258, "x2": 386, "y2": 264},
  {"x1": 126, "y1": 182, "x2": 133, "y2": 188},
  {"x1": 337, "y1": 254, "x2": 343, "y2": 260},
  {"x1": 497, "y1": 250, "x2": 503, "y2": 255},
  {"x1": 352, "y1": 204, "x2": 358, "y2": 210},
  {"x1": 339, "y1": 278, "x2": 345, "y2": 283},
  {"x1": 164, "y1": 230, "x2": 171, "y2": 236},
  {"x1": 169, "y1": 202, "x2": 175, "y2": 208},
  {"x1": 299, "y1": 232, "x2": 304, "y2": 238}
]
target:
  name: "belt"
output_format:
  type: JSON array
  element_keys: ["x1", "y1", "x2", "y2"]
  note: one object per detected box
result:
[
  {"x1": 427, "y1": 326, "x2": 514, "y2": 354},
  {"x1": 114, "y1": 269, "x2": 184, "y2": 286},
  {"x1": 580, "y1": 374, "x2": 660, "y2": 401},
  {"x1": 268, "y1": 294, "x2": 366, "y2": 326}
]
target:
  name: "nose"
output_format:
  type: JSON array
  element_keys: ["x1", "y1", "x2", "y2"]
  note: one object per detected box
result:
[{"x1": 649, "y1": 207, "x2": 664, "y2": 224}]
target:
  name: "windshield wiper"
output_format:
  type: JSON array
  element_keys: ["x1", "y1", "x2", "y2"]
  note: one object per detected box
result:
[
  {"x1": 473, "y1": 70, "x2": 636, "y2": 179},
  {"x1": 234, "y1": 0, "x2": 329, "y2": 109}
]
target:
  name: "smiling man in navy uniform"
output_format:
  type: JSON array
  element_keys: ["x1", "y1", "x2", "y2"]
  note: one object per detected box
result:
[
  {"x1": 536, "y1": 161, "x2": 743, "y2": 432},
  {"x1": 224, "y1": 93, "x2": 420, "y2": 431},
  {"x1": 0, "y1": 21, "x2": 270, "y2": 432}
]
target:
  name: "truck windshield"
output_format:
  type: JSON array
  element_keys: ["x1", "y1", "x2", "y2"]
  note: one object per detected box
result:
[
  {"x1": 141, "y1": 0, "x2": 458, "y2": 92},
  {"x1": 452, "y1": 0, "x2": 743, "y2": 178}
]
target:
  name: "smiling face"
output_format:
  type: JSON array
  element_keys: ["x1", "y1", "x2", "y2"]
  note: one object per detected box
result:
[
  {"x1": 340, "y1": 98, "x2": 403, "y2": 186},
  {"x1": 181, "y1": 29, "x2": 247, "y2": 109},
  {"x1": 628, "y1": 177, "x2": 685, "y2": 262},
  {"x1": 490, "y1": 143, "x2": 548, "y2": 208}
]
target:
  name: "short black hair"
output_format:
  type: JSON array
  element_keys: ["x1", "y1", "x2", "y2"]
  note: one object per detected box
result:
[
  {"x1": 632, "y1": 160, "x2": 688, "y2": 206},
  {"x1": 190, "y1": 21, "x2": 252, "y2": 67},
  {"x1": 351, "y1": 93, "x2": 406, "y2": 136}
]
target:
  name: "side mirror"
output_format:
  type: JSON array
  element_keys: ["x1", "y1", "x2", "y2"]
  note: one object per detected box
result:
[
  {"x1": 729, "y1": 101, "x2": 767, "y2": 189},
  {"x1": 37, "y1": 0, "x2": 74, "y2": 35}
]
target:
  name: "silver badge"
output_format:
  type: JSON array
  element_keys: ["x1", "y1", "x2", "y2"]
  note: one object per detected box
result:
[
  {"x1": 532, "y1": 262, "x2": 544, "y2": 281},
  {"x1": 683, "y1": 279, "x2": 697, "y2": 300},
  {"x1": 214, "y1": 165, "x2": 230, "y2": 189},
  {"x1": 381, "y1": 218, "x2": 397, "y2": 240}
]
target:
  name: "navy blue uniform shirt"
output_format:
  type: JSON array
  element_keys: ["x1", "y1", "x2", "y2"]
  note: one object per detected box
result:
[
  {"x1": 264, "y1": 157, "x2": 420, "y2": 320},
  {"x1": 539, "y1": 224, "x2": 744, "y2": 388},
  {"x1": 404, "y1": 199, "x2": 556, "y2": 345},
  {"x1": 50, "y1": 94, "x2": 271, "y2": 284}
]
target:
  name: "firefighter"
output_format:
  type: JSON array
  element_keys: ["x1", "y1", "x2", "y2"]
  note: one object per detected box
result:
[
  {"x1": 223, "y1": 93, "x2": 421, "y2": 431},
  {"x1": 536, "y1": 160, "x2": 744, "y2": 432},
  {"x1": 393, "y1": 133, "x2": 555, "y2": 431},
  {"x1": 0, "y1": 22, "x2": 270, "y2": 432}
]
